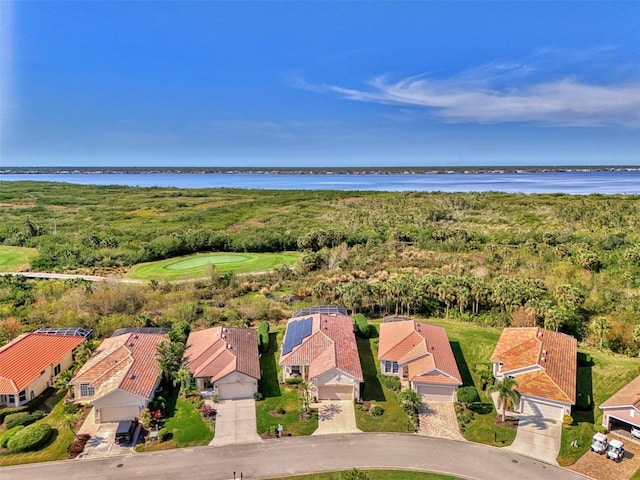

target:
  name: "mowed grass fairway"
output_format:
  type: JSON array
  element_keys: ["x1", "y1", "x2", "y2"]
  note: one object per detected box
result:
[
  {"x1": 126, "y1": 252, "x2": 301, "y2": 281},
  {"x1": 0, "y1": 246, "x2": 37, "y2": 271}
]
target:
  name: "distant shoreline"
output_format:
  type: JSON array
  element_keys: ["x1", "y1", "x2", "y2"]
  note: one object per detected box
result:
[{"x1": 2, "y1": 165, "x2": 639, "y2": 175}]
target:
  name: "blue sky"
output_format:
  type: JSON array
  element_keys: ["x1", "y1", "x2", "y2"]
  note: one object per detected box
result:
[{"x1": 1, "y1": 1, "x2": 639, "y2": 167}]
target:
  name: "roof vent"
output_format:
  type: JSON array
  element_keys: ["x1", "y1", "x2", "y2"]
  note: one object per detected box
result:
[
  {"x1": 541, "y1": 357, "x2": 547, "y2": 363},
  {"x1": 129, "y1": 343, "x2": 135, "y2": 347},
  {"x1": 223, "y1": 327, "x2": 228, "y2": 333},
  {"x1": 542, "y1": 349, "x2": 547, "y2": 355},
  {"x1": 538, "y1": 331, "x2": 543, "y2": 337},
  {"x1": 134, "y1": 335, "x2": 139, "y2": 339},
  {"x1": 221, "y1": 334, "x2": 226, "y2": 339},
  {"x1": 227, "y1": 343, "x2": 232, "y2": 349}
]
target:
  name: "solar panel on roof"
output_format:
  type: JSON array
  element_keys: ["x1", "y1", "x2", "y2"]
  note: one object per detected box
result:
[{"x1": 300, "y1": 317, "x2": 313, "y2": 338}]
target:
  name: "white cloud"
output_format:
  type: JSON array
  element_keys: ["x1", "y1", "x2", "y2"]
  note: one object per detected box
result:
[{"x1": 322, "y1": 64, "x2": 640, "y2": 127}]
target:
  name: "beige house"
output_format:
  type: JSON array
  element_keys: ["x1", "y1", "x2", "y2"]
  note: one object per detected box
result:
[
  {"x1": 182, "y1": 327, "x2": 260, "y2": 400},
  {"x1": 491, "y1": 327, "x2": 577, "y2": 421},
  {"x1": 279, "y1": 306, "x2": 363, "y2": 401},
  {"x1": 0, "y1": 328, "x2": 88, "y2": 407},
  {"x1": 600, "y1": 375, "x2": 640, "y2": 432},
  {"x1": 70, "y1": 328, "x2": 166, "y2": 423},
  {"x1": 378, "y1": 318, "x2": 462, "y2": 401}
]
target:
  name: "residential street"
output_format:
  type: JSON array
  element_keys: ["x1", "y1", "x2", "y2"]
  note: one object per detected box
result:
[{"x1": 1, "y1": 433, "x2": 587, "y2": 480}]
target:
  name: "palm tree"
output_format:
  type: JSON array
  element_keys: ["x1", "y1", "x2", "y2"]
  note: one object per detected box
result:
[
  {"x1": 54, "y1": 370, "x2": 74, "y2": 396},
  {"x1": 591, "y1": 316, "x2": 610, "y2": 351},
  {"x1": 488, "y1": 378, "x2": 520, "y2": 422},
  {"x1": 172, "y1": 365, "x2": 193, "y2": 397},
  {"x1": 156, "y1": 340, "x2": 184, "y2": 384}
]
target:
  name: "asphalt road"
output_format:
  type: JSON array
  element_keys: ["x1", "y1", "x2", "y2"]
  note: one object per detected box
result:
[{"x1": 0, "y1": 433, "x2": 587, "y2": 480}]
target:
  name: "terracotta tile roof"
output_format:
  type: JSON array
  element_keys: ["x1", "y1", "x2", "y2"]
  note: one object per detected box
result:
[
  {"x1": 491, "y1": 327, "x2": 576, "y2": 404},
  {"x1": 71, "y1": 330, "x2": 166, "y2": 401},
  {"x1": 0, "y1": 333, "x2": 85, "y2": 394},
  {"x1": 378, "y1": 320, "x2": 462, "y2": 385},
  {"x1": 601, "y1": 374, "x2": 640, "y2": 409},
  {"x1": 280, "y1": 313, "x2": 363, "y2": 382},
  {"x1": 183, "y1": 327, "x2": 260, "y2": 381}
]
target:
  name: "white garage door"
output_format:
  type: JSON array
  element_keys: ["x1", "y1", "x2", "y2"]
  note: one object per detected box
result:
[
  {"x1": 317, "y1": 385, "x2": 354, "y2": 400},
  {"x1": 416, "y1": 384, "x2": 455, "y2": 401},
  {"x1": 217, "y1": 382, "x2": 255, "y2": 400},
  {"x1": 521, "y1": 398, "x2": 564, "y2": 421},
  {"x1": 99, "y1": 405, "x2": 140, "y2": 423}
]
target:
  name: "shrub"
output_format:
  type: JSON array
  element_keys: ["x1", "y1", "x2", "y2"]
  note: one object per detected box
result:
[
  {"x1": 457, "y1": 386, "x2": 480, "y2": 405},
  {"x1": 276, "y1": 406, "x2": 286, "y2": 415},
  {"x1": 0, "y1": 425, "x2": 25, "y2": 448},
  {"x1": 285, "y1": 377, "x2": 303, "y2": 385},
  {"x1": 376, "y1": 373, "x2": 401, "y2": 392},
  {"x1": 253, "y1": 392, "x2": 264, "y2": 401},
  {"x1": 0, "y1": 406, "x2": 29, "y2": 425},
  {"x1": 157, "y1": 428, "x2": 172, "y2": 442},
  {"x1": 594, "y1": 424, "x2": 607, "y2": 434},
  {"x1": 63, "y1": 402, "x2": 80, "y2": 415},
  {"x1": 3, "y1": 412, "x2": 28, "y2": 426},
  {"x1": 257, "y1": 321, "x2": 270, "y2": 353},
  {"x1": 562, "y1": 414, "x2": 574, "y2": 427},
  {"x1": 7, "y1": 423, "x2": 53, "y2": 452},
  {"x1": 6, "y1": 410, "x2": 46, "y2": 429},
  {"x1": 353, "y1": 314, "x2": 371, "y2": 338},
  {"x1": 369, "y1": 405, "x2": 384, "y2": 417}
]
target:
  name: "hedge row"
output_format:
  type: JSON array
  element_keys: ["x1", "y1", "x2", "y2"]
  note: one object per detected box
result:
[
  {"x1": 376, "y1": 373, "x2": 401, "y2": 392},
  {"x1": 6, "y1": 410, "x2": 46, "y2": 430},
  {"x1": 7, "y1": 423, "x2": 53, "y2": 452},
  {"x1": 257, "y1": 321, "x2": 270, "y2": 353},
  {"x1": 353, "y1": 314, "x2": 371, "y2": 338},
  {"x1": 0, "y1": 426, "x2": 25, "y2": 448}
]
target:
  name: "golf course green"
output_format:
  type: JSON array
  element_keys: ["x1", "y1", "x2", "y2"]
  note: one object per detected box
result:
[
  {"x1": 0, "y1": 246, "x2": 38, "y2": 271},
  {"x1": 126, "y1": 251, "x2": 301, "y2": 281}
]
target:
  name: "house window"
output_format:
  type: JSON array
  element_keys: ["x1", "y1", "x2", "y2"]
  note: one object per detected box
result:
[
  {"x1": 80, "y1": 384, "x2": 95, "y2": 397},
  {"x1": 40, "y1": 370, "x2": 46, "y2": 376},
  {"x1": 384, "y1": 361, "x2": 399, "y2": 374},
  {"x1": 18, "y1": 390, "x2": 26, "y2": 403},
  {"x1": 8, "y1": 395, "x2": 15, "y2": 405},
  {"x1": 53, "y1": 364, "x2": 61, "y2": 376},
  {"x1": 291, "y1": 366, "x2": 301, "y2": 376}
]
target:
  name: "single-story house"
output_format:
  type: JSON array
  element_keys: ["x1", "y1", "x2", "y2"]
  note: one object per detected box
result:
[
  {"x1": 491, "y1": 327, "x2": 576, "y2": 421},
  {"x1": 378, "y1": 317, "x2": 462, "y2": 401},
  {"x1": 600, "y1": 375, "x2": 640, "y2": 432},
  {"x1": 182, "y1": 326, "x2": 260, "y2": 400},
  {"x1": 0, "y1": 328, "x2": 89, "y2": 407},
  {"x1": 70, "y1": 327, "x2": 167, "y2": 423},
  {"x1": 279, "y1": 306, "x2": 363, "y2": 401}
]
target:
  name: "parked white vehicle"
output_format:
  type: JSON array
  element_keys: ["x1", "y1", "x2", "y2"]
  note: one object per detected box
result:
[
  {"x1": 606, "y1": 439, "x2": 624, "y2": 462},
  {"x1": 591, "y1": 432, "x2": 608, "y2": 454},
  {"x1": 631, "y1": 427, "x2": 640, "y2": 439}
]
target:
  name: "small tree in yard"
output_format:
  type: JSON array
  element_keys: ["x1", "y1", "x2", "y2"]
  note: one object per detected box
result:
[
  {"x1": 173, "y1": 365, "x2": 193, "y2": 397},
  {"x1": 488, "y1": 378, "x2": 520, "y2": 422},
  {"x1": 398, "y1": 388, "x2": 422, "y2": 415},
  {"x1": 63, "y1": 412, "x2": 82, "y2": 440},
  {"x1": 341, "y1": 468, "x2": 371, "y2": 480}
]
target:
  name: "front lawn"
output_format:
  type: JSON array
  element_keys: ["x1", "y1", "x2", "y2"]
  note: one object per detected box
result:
[
  {"x1": 0, "y1": 391, "x2": 74, "y2": 466},
  {"x1": 355, "y1": 332, "x2": 414, "y2": 432},
  {"x1": 136, "y1": 396, "x2": 213, "y2": 451},
  {"x1": 558, "y1": 347, "x2": 640, "y2": 466},
  {"x1": 256, "y1": 329, "x2": 318, "y2": 436}
]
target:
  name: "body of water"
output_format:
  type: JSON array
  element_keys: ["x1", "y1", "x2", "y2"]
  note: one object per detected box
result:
[{"x1": 1, "y1": 170, "x2": 640, "y2": 194}]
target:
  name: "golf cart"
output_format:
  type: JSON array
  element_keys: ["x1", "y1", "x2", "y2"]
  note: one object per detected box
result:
[
  {"x1": 591, "y1": 432, "x2": 608, "y2": 454},
  {"x1": 632, "y1": 426, "x2": 640, "y2": 439},
  {"x1": 606, "y1": 439, "x2": 624, "y2": 462}
]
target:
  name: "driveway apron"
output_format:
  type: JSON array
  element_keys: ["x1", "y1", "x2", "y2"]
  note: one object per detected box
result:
[
  {"x1": 507, "y1": 415, "x2": 562, "y2": 465},
  {"x1": 419, "y1": 399, "x2": 465, "y2": 441},
  {"x1": 312, "y1": 400, "x2": 361, "y2": 435},
  {"x1": 210, "y1": 399, "x2": 261, "y2": 446}
]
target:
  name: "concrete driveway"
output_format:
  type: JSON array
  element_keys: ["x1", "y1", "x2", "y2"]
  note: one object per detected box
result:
[
  {"x1": 507, "y1": 415, "x2": 562, "y2": 465},
  {"x1": 312, "y1": 400, "x2": 361, "y2": 435},
  {"x1": 78, "y1": 423, "x2": 138, "y2": 458},
  {"x1": 209, "y1": 399, "x2": 261, "y2": 446}
]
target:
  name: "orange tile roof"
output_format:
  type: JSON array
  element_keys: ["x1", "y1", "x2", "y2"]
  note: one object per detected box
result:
[
  {"x1": 280, "y1": 313, "x2": 363, "y2": 382},
  {"x1": 71, "y1": 331, "x2": 166, "y2": 401},
  {"x1": 0, "y1": 333, "x2": 85, "y2": 394},
  {"x1": 183, "y1": 327, "x2": 260, "y2": 381},
  {"x1": 601, "y1": 374, "x2": 640, "y2": 409},
  {"x1": 491, "y1": 327, "x2": 576, "y2": 404},
  {"x1": 379, "y1": 320, "x2": 462, "y2": 385}
]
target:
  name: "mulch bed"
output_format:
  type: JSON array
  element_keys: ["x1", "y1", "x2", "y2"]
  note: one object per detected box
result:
[
  {"x1": 67, "y1": 433, "x2": 91, "y2": 458},
  {"x1": 493, "y1": 417, "x2": 519, "y2": 429}
]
